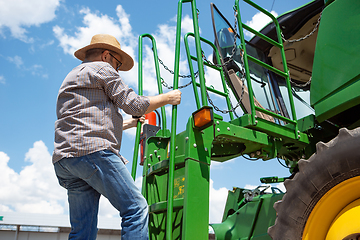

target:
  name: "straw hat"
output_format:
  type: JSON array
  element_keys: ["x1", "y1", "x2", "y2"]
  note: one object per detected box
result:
[{"x1": 74, "y1": 34, "x2": 134, "y2": 71}]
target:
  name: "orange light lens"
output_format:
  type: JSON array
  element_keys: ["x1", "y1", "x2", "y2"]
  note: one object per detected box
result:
[{"x1": 193, "y1": 108, "x2": 213, "y2": 129}]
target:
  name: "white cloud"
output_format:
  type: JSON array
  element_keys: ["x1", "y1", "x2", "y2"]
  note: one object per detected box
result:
[
  {"x1": 209, "y1": 179, "x2": 228, "y2": 224},
  {"x1": 181, "y1": 15, "x2": 198, "y2": 35},
  {"x1": 115, "y1": 5, "x2": 133, "y2": 39},
  {"x1": 0, "y1": 0, "x2": 61, "y2": 42},
  {"x1": 53, "y1": 8, "x2": 125, "y2": 57},
  {"x1": 245, "y1": 11, "x2": 278, "y2": 39},
  {"x1": 7, "y1": 55, "x2": 23, "y2": 68},
  {"x1": 244, "y1": 184, "x2": 258, "y2": 190},
  {"x1": 40, "y1": 39, "x2": 55, "y2": 49},
  {"x1": 53, "y1": 5, "x2": 137, "y2": 58},
  {"x1": 0, "y1": 141, "x2": 66, "y2": 214}
]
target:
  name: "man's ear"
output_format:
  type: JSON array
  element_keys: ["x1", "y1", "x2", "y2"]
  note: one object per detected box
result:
[{"x1": 101, "y1": 50, "x2": 109, "y2": 62}]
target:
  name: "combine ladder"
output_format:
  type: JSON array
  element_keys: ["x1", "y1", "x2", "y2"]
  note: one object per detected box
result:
[
  {"x1": 132, "y1": 0, "x2": 305, "y2": 239},
  {"x1": 134, "y1": 1, "x2": 215, "y2": 239}
]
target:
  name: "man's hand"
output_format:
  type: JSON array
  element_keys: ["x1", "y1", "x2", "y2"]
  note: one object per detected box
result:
[
  {"x1": 165, "y1": 89, "x2": 182, "y2": 105},
  {"x1": 123, "y1": 115, "x2": 145, "y2": 130}
]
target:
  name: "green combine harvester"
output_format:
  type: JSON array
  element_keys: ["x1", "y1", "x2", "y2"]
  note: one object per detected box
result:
[{"x1": 131, "y1": 0, "x2": 360, "y2": 239}]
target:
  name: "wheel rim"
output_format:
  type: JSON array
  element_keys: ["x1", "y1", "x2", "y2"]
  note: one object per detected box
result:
[{"x1": 303, "y1": 176, "x2": 360, "y2": 240}]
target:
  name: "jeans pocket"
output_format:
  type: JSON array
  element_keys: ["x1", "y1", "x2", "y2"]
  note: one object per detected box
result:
[
  {"x1": 76, "y1": 157, "x2": 99, "y2": 180},
  {"x1": 57, "y1": 155, "x2": 99, "y2": 180}
]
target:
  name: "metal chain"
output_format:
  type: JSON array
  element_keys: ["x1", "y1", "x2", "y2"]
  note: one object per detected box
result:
[
  {"x1": 157, "y1": 56, "x2": 199, "y2": 89},
  {"x1": 207, "y1": 89, "x2": 243, "y2": 114},
  {"x1": 281, "y1": 11, "x2": 322, "y2": 88},
  {"x1": 289, "y1": 74, "x2": 312, "y2": 88},
  {"x1": 206, "y1": 66, "x2": 245, "y2": 115},
  {"x1": 157, "y1": 56, "x2": 199, "y2": 79},
  {"x1": 281, "y1": 11, "x2": 322, "y2": 43},
  {"x1": 160, "y1": 77, "x2": 194, "y2": 89}
]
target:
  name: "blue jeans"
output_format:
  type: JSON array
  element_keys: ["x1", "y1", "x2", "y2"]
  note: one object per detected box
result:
[{"x1": 54, "y1": 150, "x2": 149, "y2": 240}]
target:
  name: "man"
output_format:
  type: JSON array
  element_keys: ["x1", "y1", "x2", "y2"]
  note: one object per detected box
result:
[{"x1": 53, "y1": 34, "x2": 181, "y2": 240}]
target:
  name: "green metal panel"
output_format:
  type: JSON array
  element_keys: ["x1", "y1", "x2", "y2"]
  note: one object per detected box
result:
[
  {"x1": 221, "y1": 188, "x2": 246, "y2": 222},
  {"x1": 143, "y1": 130, "x2": 186, "y2": 240},
  {"x1": 250, "y1": 194, "x2": 284, "y2": 239},
  {"x1": 211, "y1": 193, "x2": 283, "y2": 240},
  {"x1": 182, "y1": 116, "x2": 213, "y2": 239},
  {"x1": 311, "y1": 0, "x2": 360, "y2": 122}
]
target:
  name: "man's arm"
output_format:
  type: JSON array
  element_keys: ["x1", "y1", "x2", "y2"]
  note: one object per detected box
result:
[{"x1": 145, "y1": 89, "x2": 182, "y2": 114}]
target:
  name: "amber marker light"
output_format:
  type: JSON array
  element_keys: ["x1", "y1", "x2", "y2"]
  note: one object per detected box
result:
[{"x1": 192, "y1": 106, "x2": 214, "y2": 130}]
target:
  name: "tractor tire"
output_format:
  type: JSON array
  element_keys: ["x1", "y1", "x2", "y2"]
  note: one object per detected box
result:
[{"x1": 268, "y1": 127, "x2": 360, "y2": 240}]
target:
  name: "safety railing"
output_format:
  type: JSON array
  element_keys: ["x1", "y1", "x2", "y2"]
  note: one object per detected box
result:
[
  {"x1": 235, "y1": 0, "x2": 299, "y2": 139},
  {"x1": 132, "y1": 34, "x2": 167, "y2": 180}
]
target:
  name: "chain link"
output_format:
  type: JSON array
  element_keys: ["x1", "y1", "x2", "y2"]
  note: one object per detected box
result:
[
  {"x1": 289, "y1": 73, "x2": 312, "y2": 88},
  {"x1": 160, "y1": 77, "x2": 193, "y2": 89},
  {"x1": 156, "y1": 55, "x2": 199, "y2": 89},
  {"x1": 281, "y1": 11, "x2": 322, "y2": 43},
  {"x1": 157, "y1": 56, "x2": 199, "y2": 79}
]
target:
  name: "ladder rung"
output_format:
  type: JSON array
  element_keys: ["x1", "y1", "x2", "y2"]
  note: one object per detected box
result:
[
  {"x1": 243, "y1": 23, "x2": 282, "y2": 49},
  {"x1": 255, "y1": 106, "x2": 296, "y2": 124},
  {"x1": 149, "y1": 198, "x2": 184, "y2": 214},
  {"x1": 194, "y1": 82, "x2": 228, "y2": 97},
  {"x1": 247, "y1": 55, "x2": 288, "y2": 78}
]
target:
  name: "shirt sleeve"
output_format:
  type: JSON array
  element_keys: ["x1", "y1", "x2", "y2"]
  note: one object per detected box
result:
[{"x1": 93, "y1": 63, "x2": 150, "y2": 116}]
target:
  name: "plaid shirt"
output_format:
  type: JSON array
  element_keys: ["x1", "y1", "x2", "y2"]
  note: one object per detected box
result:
[{"x1": 53, "y1": 61, "x2": 150, "y2": 164}]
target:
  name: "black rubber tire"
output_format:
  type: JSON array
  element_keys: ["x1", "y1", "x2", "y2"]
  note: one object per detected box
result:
[{"x1": 268, "y1": 127, "x2": 360, "y2": 240}]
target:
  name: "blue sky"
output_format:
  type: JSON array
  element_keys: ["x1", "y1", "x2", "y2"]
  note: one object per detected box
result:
[{"x1": 0, "y1": 0, "x2": 313, "y2": 224}]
